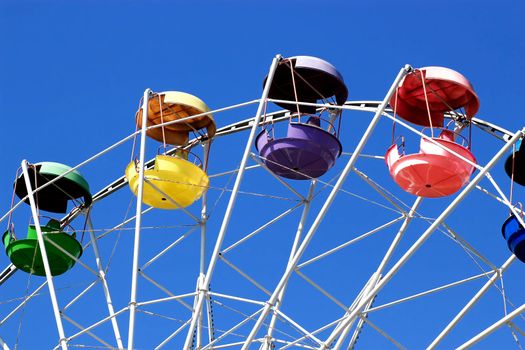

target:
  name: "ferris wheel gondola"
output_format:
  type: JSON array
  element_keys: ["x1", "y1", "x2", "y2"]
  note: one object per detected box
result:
[
  {"x1": 3, "y1": 162, "x2": 91, "y2": 276},
  {"x1": 386, "y1": 66, "x2": 480, "y2": 198},
  {"x1": 256, "y1": 55, "x2": 348, "y2": 180}
]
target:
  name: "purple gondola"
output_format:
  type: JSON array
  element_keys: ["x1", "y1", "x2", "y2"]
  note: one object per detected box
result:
[{"x1": 256, "y1": 56, "x2": 348, "y2": 180}]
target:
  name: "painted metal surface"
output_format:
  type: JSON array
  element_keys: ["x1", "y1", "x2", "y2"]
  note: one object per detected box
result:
[
  {"x1": 256, "y1": 122, "x2": 341, "y2": 180},
  {"x1": 2, "y1": 220, "x2": 82, "y2": 276},
  {"x1": 136, "y1": 91, "x2": 216, "y2": 145},
  {"x1": 504, "y1": 140, "x2": 525, "y2": 185},
  {"x1": 125, "y1": 155, "x2": 209, "y2": 209},
  {"x1": 501, "y1": 214, "x2": 525, "y2": 262},
  {"x1": 14, "y1": 162, "x2": 92, "y2": 213},
  {"x1": 391, "y1": 66, "x2": 480, "y2": 127},
  {"x1": 264, "y1": 55, "x2": 348, "y2": 114},
  {"x1": 386, "y1": 130, "x2": 477, "y2": 197}
]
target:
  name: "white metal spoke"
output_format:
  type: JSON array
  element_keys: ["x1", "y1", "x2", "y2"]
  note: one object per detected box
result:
[
  {"x1": 297, "y1": 216, "x2": 405, "y2": 270},
  {"x1": 509, "y1": 322, "x2": 525, "y2": 338},
  {"x1": 1, "y1": 281, "x2": 48, "y2": 325},
  {"x1": 264, "y1": 181, "x2": 317, "y2": 349},
  {"x1": 273, "y1": 339, "x2": 318, "y2": 349},
  {"x1": 208, "y1": 292, "x2": 266, "y2": 307},
  {"x1": 197, "y1": 142, "x2": 210, "y2": 349},
  {"x1": 250, "y1": 153, "x2": 305, "y2": 201},
  {"x1": 475, "y1": 184, "x2": 508, "y2": 206},
  {"x1": 218, "y1": 255, "x2": 272, "y2": 296},
  {"x1": 367, "y1": 271, "x2": 493, "y2": 313},
  {"x1": 358, "y1": 316, "x2": 407, "y2": 350},
  {"x1": 140, "y1": 225, "x2": 199, "y2": 270},
  {"x1": 294, "y1": 270, "x2": 349, "y2": 311},
  {"x1": 0, "y1": 337, "x2": 9, "y2": 350},
  {"x1": 221, "y1": 202, "x2": 304, "y2": 254},
  {"x1": 182, "y1": 55, "x2": 283, "y2": 349},
  {"x1": 63, "y1": 280, "x2": 99, "y2": 311},
  {"x1": 441, "y1": 223, "x2": 499, "y2": 271},
  {"x1": 428, "y1": 254, "x2": 516, "y2": 349},
  {"x1": 21, "y1": 160, "x2": 68, "y2": 350},
  {"x1": 154, "y1": 317, "x2": 192, "y2": 350},
  {"x1": 208, "y1": 165, "x2": 261, "y2": 179},
  {"x1": 328, "y1": 274, "x2": 379, "y2": 350},
  {"x1": 136, "y1": 291, "x2": 197, "y2": 307},
  {"x1": 483, "y1": 170, "x2": 525, "y2": 230},
  {"x1": 457, "y1": 303, "x2": 525, "y2": 350},
  {"x1": 279, "y1": 315, "x2": 349, "y2": 350},
  {"x1": 127, "y1": 88, "x2": 151, "y2": 350},
  {"x1": 201, "y1": 309, "x2": 264, "y2": 350},
  {"x1": 273, "y1": 309, "x2": 324, "y2": 346},
  {"x1": 67, "y1": 307, "x2": 129, "y2": 343},
  {"x1": 62, "y1": 313, "x2": 114, "y2": 349},
  {"x1": 345, "y1": 297, "x2": 375, "y2": 350},
  {"x1": 352, "y1": 167, "x2": 408, "y2": 214},
  {"x1": 138, "y1": 271, "x2": 193, "y2": 310}
]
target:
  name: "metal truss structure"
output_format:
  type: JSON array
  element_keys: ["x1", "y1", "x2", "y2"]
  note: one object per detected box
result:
[{"x1": 0, "y1": 57, "x2": 524, "y2": 349}]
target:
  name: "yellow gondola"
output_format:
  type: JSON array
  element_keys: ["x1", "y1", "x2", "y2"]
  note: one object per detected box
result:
[{"x1": 125, "y1": 155, "x2": 209, "y2": 209}]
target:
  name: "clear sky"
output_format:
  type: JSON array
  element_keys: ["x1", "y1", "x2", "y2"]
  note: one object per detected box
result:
[{"x1": 0, "y1": 0, "x2": 524, "y2": 349}]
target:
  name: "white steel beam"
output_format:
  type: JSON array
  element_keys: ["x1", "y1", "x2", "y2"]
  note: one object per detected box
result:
[
  {"x1": 297, "y1": 216, "x2": 404, "y2": 270},
  {"x1": 182, "y1": 54, "x2": 283, "y2": 350},
  {"x1": 368, "y1": 271, "x2": 493, "y2": 314},
  {"x1": 197, "y1": 141, "x2": 210, "y2": 349},
  {"x1": 0, "y1": 337, "x2": 9, "y2": 350},
  {"x1": 127, "y1": 88, "x2": 152, "y2": 350},
  {"x1": 427, "y1": 254, "x2": 516, "y2": 349},
  {"x1": 21, "y1": 160, "x2": 68, "y2": 350},
  {"x1": 339, "y1": 197, "x2": 422, "y2": 350},
  {"x1": 457, "y1": 303, "x2": 525, "y2": 349},
  {"x1": 251, "y1": 153, "x2": 306, "y2": 201},
  {"x1": 85, "y1": 215, "x2": 123, "y2": 349},
  {"x1": 62, "y1": 313, "x2": 114, "y2": 349},
  {"x1": 262, "y1": 181, "x2": 317, "y2": 349}
]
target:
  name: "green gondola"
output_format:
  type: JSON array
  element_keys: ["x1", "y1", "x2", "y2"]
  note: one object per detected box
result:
[
  {"x1": 3, "y1": 161, "x2": 91, "y2": 276},
  {"x1": 3, "y1": 219, "x2": 82, "y2": 276}
]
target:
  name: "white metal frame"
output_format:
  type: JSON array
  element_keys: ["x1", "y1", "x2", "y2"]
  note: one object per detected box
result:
[{"x1": 0, "y1": 60, "x2": 523, "y2": 350}]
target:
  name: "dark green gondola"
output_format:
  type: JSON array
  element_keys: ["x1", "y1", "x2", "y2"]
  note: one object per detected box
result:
[
  {"x1": 14, "y1": 162, "x2": 92, "y2": 213},
  {"x1": 3, "y1": 219, "x2": 82, "y2": 276}
]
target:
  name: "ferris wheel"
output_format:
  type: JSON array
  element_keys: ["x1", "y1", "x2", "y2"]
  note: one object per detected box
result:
[{"x1": 0, "y1": 54, "x2": 524, "y2": 350}]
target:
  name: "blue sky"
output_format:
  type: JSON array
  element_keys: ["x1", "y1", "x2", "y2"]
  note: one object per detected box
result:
[{"x1": 1, "y1": 0, "x2": 524, "y2": 349}]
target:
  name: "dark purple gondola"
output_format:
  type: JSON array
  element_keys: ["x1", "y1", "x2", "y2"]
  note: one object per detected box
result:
[
  {"x1": 257, "y1": 56, "x2": 348, "y2": 180},
  {"x1": 264, "y1": 56, "x2": 348, "y2": 114},
  {"x1": 504, "y1": 140, "x2": 525, "y2": 186}
]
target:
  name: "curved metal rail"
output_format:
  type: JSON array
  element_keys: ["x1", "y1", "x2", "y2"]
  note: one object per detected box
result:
[{"x1": 0, "y1": 100, "x2": 517, "y2": 285}]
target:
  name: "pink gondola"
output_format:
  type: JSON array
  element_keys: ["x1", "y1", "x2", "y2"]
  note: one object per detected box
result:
[
  {"x1": 391, "y1": 66, "x2": 480, "y2": 127},
  {"x1": 385, "y1": 130, "x2": 476, "y2": 198}
]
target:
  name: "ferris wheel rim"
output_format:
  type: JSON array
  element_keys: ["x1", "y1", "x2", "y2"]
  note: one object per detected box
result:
[{"x1": 1, "y1": 61, "x2": 525, "y2": 350}]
